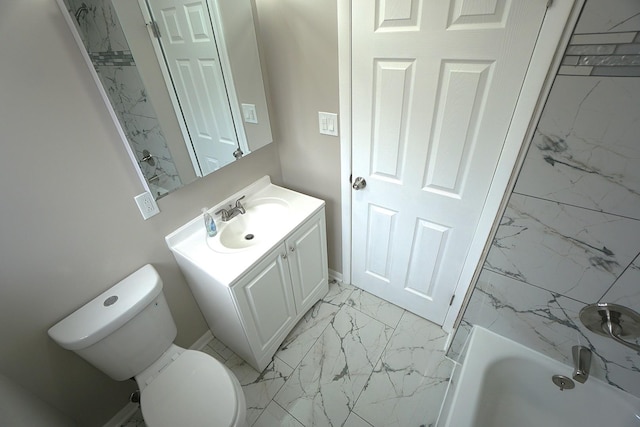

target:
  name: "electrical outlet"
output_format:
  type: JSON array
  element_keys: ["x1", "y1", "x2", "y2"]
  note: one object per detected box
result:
[{"x1": 134, "y1": 192, "x2": 160, "y2": 220}]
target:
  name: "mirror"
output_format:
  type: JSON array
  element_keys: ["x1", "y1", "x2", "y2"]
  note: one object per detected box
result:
[{"x1": 58, "y1": 0, "x2": 273, "y2": 199}]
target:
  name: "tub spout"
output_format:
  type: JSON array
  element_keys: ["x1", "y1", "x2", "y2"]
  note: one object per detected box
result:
[{"x1": 572, "y1": 345, "x2": 591, "y2": 384}]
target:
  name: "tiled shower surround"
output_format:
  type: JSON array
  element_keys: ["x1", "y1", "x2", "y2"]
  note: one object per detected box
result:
[
  {"x1": 450, "y1": 0, "x2": 640, "y2": 398},
  {"x1": 65, "y1": 0, "x2": 182, "y2": 198}
]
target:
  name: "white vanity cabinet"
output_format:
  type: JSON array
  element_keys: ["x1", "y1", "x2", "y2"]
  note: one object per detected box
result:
[
  {"x1": 165, "y1": 177, "x2": 329, "y2": 372},
  {"x1": 232, "y1": 211, "x2": 328, "y2": 369}
]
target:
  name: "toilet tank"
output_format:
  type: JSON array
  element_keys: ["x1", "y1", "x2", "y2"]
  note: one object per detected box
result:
[{"x1": 48, "y1": 265, "x2": 177, "y2": 381}]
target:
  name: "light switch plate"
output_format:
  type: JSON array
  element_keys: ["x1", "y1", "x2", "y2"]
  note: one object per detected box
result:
[
  {"x1": 318, "y1": 112, "x2": 339, "y2": 136},
  {"x1": 242, "y1": 103, "x2": 258, "y2": 124},
  {"x1": 134, "y1": 192, "x2": 160, "y2": 220}
]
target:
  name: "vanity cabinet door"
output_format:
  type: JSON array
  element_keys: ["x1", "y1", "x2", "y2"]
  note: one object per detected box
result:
[
  {"x1": 287, "y1": 210, "x2": 328, "y2": 313},
  {"x1": 232, "y1": 246, "x2": 297, "y2": 356}
]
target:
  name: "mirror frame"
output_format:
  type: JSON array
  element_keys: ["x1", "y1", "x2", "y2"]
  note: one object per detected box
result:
[
  {"x1": 56, "y1": 0, "x2": 155, "y2": 197},
  {"x1": 56, "y1": 0, "x2": 273, "y2": 203}
]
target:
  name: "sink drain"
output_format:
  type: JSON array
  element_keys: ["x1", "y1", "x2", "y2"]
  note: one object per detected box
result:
[{"x1": 245, "y1": 234, "x2": 255, "y2": 240}]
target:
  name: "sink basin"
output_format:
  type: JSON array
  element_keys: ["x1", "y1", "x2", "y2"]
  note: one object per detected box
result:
[
  {"x1": 165, "y1": 176, "x2": 325, "y2": 286},
  {"x1": 207, "y1": 197, "x2": 290, "y2": 253}
]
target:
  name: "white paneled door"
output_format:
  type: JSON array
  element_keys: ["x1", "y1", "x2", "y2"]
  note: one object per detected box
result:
[
  {"x1": 351, "y1": 0, "x2": 549, "y2": 325},
  {"x1": 148, "y1": 0, "x2": 239, "y2": 175}
]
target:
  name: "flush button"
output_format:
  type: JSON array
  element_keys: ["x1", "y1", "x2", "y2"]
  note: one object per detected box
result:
[{"x1": 104, "y1": 296, "x2": 118, "y2": 307}]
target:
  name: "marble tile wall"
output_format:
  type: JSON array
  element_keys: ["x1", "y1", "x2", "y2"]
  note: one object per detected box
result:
[
  {"x1": 64, "y1": 0, "x2": 181, "y2": 197},
  {"x1": 450, "y1": 0, "x2": 640, "y2": 398}
]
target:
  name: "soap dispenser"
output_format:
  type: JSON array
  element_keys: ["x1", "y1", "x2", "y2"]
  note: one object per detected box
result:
[{"x1": 202, "y1": 208, "x2": 217, "y2": 237}]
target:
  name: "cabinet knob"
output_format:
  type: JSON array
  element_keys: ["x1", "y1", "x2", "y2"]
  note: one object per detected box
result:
[
  {"x1": 290, "y1": 246, "x2": 295, "y2": 252},
  {"x1": 281, "y1": 253, "x2": 287, "y2": 260}
]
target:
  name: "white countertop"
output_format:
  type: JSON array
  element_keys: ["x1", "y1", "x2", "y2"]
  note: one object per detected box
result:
[{"x1": 165, "y1": 176, "x2": 325, "y2": 286}]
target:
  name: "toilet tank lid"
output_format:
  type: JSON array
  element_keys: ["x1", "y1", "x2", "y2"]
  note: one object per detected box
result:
[{"x1": 48, "y1": 264, "x2": 163, "y2": 351}]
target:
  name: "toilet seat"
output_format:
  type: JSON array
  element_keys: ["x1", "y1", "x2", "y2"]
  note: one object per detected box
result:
[{"x1": 140, "y1": 350, "x2": 242, "y2": 427}]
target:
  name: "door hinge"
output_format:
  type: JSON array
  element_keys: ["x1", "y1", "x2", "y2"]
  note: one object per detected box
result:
[
  {"x1": 449, "y1": 294, "x2": 455, "y2": 306},
  {"x1": 149, "y1": 20, "x2": 161, "y2": 38}
]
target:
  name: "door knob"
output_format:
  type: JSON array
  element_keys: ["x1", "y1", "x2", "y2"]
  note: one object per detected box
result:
[{"x1": 352, "y1": 177, "x2": 367, "y2": 190}]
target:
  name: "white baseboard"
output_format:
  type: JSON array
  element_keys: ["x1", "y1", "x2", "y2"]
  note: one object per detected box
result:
[
  {"x1": 329, "y1": 269, "x2": 344, "y2": 283},
  {"x1": 103, "y1": 402, "x2": 139, "y2": 427},
  {"x1": 189, "y1": 330, "x2": 214, "y2": 350}
]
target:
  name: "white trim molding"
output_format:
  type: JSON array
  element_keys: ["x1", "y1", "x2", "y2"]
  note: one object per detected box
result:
[
  {"x1": 338, "y1": 0, "x2": 352, "y2": 285},
  {"x1": 329, "y1": 269, "x2": 344, "y2": 283},
  {"x1": 103, "y1": 402, "x2": 140, "y2": 427},
  {"x1": 189, "y1": 330, "x2": 215, "y2": 351}
]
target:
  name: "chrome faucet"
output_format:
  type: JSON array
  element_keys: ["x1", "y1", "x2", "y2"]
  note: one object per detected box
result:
[
  {"x1": 215, "y1": 196, "x2": 246, "y2": 222},
  {"x1": 572, "y1": 345, "x2": 592, "y2": 384}
]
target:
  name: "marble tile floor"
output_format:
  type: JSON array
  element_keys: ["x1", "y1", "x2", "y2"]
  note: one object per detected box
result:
[{"x1": 122, "y1": 279, "x2": 453, "y2": 427}]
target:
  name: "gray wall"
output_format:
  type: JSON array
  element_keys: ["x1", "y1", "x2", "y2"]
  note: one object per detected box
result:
[
  {"x1": 255, "y1": 0, "x2": 342, "y2": 273},
  {"x1": 0, "y1": 373, "x2": 75, "y2": 426},
  {"x1": 451, "y1": 0, "x2": 640, "y2": 398},
  {"x1": 0, "y1": 1, "x2": 282, "y2": 425}
]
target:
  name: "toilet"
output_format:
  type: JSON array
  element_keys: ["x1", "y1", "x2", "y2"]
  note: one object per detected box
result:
[{"x1": 48, "y1": 264, "x2": 247, "y2": 427}]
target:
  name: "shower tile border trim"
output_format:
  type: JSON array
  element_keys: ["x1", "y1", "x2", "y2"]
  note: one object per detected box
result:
[{"x1": 560, "y1": 31, "x2": 640, "y2": 76}]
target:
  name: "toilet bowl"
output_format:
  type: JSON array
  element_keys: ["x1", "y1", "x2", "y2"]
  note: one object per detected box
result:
[
  {"x1": 138, "y1": 346, "x2": 246, "y2": 426},
  {"x1": 48, "y1": 264, "x2": 247, "y2": 427}
]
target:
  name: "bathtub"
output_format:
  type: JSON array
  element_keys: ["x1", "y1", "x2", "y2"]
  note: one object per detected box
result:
[{"x1": 438, "y1": 327, "x2": 640, "y2": 427}]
